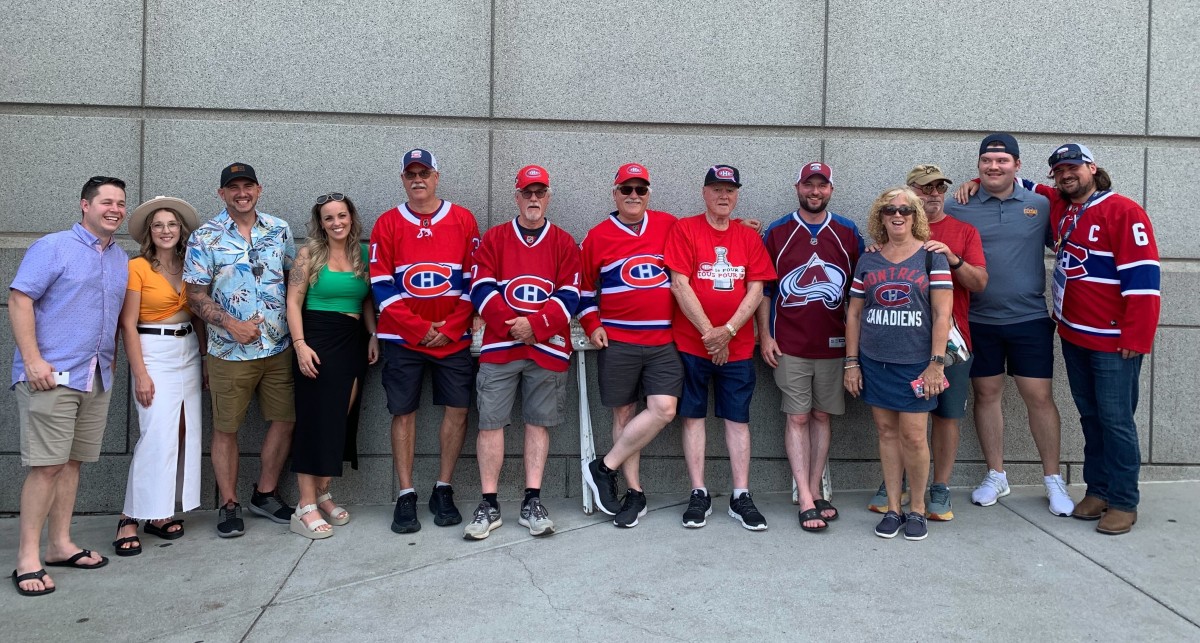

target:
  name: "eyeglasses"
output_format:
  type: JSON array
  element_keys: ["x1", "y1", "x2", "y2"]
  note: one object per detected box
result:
[
  {"x1": 880, "y1": 205, "x2": 917, "y2": 217},
  {"x1": 316, "y1": 192, "x2": 345, "y2": 205},
  {"x1": 150, "y1": 222, "x2": 181, "y2": 232},
  {"x1": 910, "y1": 183, "x2": 948, "y2": 195},
  {"x1": 249, "y1": 249, "x2": 264, "y2": 278},
  {"x1": 616, "y1": 185, "x2": 650, "y2": 196},
  {"x1": 403, "y1": 169, "x2": 433, "y2": 180},
  {"x1": 517, "y1": 188, "x2": 550, "y2": 199}
]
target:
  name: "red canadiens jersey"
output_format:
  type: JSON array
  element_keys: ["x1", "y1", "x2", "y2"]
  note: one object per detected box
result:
[
  {"x1": 763, "y1": 211, "x2": 864, "y2": 359},
  {"x1": 1037, "y1": 186, "x2": 1161, "y2": 354},
  {"x1": 928, "y1": 215, "x2": 986, "y2": 352},
  {"x1": 471, "y1": 219, "x2": 582, "y2": 372},
  {"x1": 664, "y1": 214, "x2": 776, "y2": 361},
  {"x1": 369, "y1": 201, "x2": 481, "y2": 358},
  {"x1": 578, "y1": 210, "x2": 677, "y2": 346}
]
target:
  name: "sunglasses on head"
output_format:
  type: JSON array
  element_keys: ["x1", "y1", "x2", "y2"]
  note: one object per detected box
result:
[
  {"x1": 910, "y1": 183, "x2": 948, "y2": 195},
  {"x1": 316, "y1": 192, "x2": 345, "y2": 205},
  {"x1": 880, "y1": 205, "x2": 916, "y2": 217},
  {"x1": 88, "y1": 175, "x2": 127, "y2": 190},
  {"x1": 616, "y1": 185, "x2": 649, "y2": 196}
]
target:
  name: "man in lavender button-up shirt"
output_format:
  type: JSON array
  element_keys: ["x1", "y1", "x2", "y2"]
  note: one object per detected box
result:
[{"x1": 9, "y1": 176, "x2": 129, "y2": 596}]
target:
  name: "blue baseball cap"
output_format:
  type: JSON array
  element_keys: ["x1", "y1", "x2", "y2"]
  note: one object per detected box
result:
[
  {"x1": 704, "y1": 164, "x2": 741, "y2": 187},
  {"x1": 402, "y1": 148, "x2": 439, "y2": 172},
  {"x1": 1047, "y1": 143, "x2": 1095, "y2": 177},
  {"x1": 979, "y1": 132, "x2": 1020, "y2": 159}
]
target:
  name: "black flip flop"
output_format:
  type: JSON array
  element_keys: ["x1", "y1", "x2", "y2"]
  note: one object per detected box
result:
[
  {"x1": 815, "y1": 498, "x2": 839, "y2": 521},
  {"x1": 113, "y1": 517, "x2": 142, "y2": 557},
  {"x1": 12, "y1": 569, "x2": 55, "y2": 596},
  {"x1": 798, "y1": 508, "x2": 828, "y2": 532},
  {"x1": 45, "y1": 549, "x2": 109, "y2": 570},
  {"x1": 144, "y1": 519, "x2": 185, "y2": 540}
]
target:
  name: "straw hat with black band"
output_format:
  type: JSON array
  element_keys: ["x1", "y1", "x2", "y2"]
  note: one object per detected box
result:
[{"x1": 129, "y1": 196, "x2": 200, "y2": 243}]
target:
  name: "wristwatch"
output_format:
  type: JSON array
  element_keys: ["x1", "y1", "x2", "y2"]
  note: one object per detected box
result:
[
  {"x1": 725, "y1": 323, "x2": 737, "y2": 337},
  {"x1": 929, "y1": 354, "x2": 946, "y2": 365},
  {"x1": 949, "y1": 255, "x2": 965, "y2": 270}
]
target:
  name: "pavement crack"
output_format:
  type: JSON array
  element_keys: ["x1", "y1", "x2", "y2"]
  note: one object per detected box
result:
[
  {"x1": 506, "y1": 547, "x2": 559, "y2": 613},
  {"x1": 241, "y1": 538, "x2": 313, "y2": 641}
]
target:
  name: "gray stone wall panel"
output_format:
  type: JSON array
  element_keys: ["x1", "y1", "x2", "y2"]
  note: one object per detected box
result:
[
  {"x1": 1150, "y1": 329, "x2": 1200, "y2": 464},
  {"x1": 1146, "y1": 147, "x2": 1200, "y2": 260},
  {"x1": 1149, "y1": 0, "x2": 1200, "y2": 136},
  {"x1": 144, "y1": 0, "x2": 491, "y2": 117}
]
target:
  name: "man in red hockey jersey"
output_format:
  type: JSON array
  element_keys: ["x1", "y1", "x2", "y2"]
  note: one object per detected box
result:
[
  {"x1": 1045, "y1": 144, "x2": 1160, "y2": 535},
  {"x1": 579, "y1": 163, "x2": 682, "y2": 528},
  {"x1": 666, "y1": 165, "x2": 776, "y2": 531},
  {"x1": 466, "y1": 165, "x2": 582, "y2": 540},
  {"x1": 369, "y1": 148, "x2": 481, "y2": 534}
]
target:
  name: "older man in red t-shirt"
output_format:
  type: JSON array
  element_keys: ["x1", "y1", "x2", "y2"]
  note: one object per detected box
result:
[{"x1": 665, "y1": 165, "x2": 776, "y2": 531}]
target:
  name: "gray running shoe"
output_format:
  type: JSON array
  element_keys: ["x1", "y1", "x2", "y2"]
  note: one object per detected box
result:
[
  {"x1": 463, "y1": 502, "x2": 502, "y2": 540},
  {"x1": 518, "y1": 498, "x2": 555, "y2": 537},
  {"x1": 926, "y1": 483, "x2": 954, "y2": 521}
]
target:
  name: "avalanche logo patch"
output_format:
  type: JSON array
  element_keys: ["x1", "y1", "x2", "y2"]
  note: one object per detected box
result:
[
  {"x1": 504, "y1": 275, "x2": 554, "y2": 313},
  {"x1": 779, "y1": 254, "x2": 846, "y2": 310},
  {"x1": 619, "y1": 255, "x2": 669, "y2": 288},
  {"x1": 402, "y1": 263, "x2": 454, "y2": 297},
  {"x1": 874, "y1": 282, "x2": 911, "y2": 307},
  {"x1": 1058, "y1": 242, "x2": 1089, "y2": 279}
]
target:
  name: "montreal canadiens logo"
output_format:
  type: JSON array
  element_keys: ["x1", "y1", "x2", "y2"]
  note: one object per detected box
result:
[
  {"x1": 526, "y1": 168, "x2": 543, "y2": 178},
  {"x1": 504, "y1": 275, "x2": 554, "y2": 313},
  {"x1": 779, "y1": 255, "x2": 846, "y2": 310},
  {"x1": 403, "y1": 263, "x2": 454, "y2": 297},
  {"x1": 619, "y1": 255, "x2": 669, "y2": 288},
  {"x1": 874, "y1": 282, "x2": 911, "y2": 307},
  {"x1": 716, "y1": 167, "x2": 734, "y2": 179},
  {"x1": 1057, "y1": 242, "x2": 1089, "y2": 279}
]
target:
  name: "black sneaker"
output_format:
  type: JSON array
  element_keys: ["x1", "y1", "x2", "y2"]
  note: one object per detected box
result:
[
  {"x1": 681, "y1": 489, "x2": 712, "y2": 528},
  {"x1": 613, "y1": 490, "x2": 647, "y2": 528},
  {"x1": 584, "y1": 458, "x2": 621, "y2": 516},
  {"x1": 874, "y1": 510, "x2": 905, "y2": 539},
  {"x1": 903, "y1": 511, "x2": 928, "y2": 541},
  {"x1": 216, "y1": 502, "x2": 245, "y2": 538},
  {"x1": 391, "y1": 491, "x2": 421, "y2": 534},
  {"x1": 429, "y1": 485, "x2": 462, "y2": 526},
  {"x1": 728, "y1": 492, "x2": 768, "y2": 531},
  {"x1": 248, "y1": 485, "x2": 293, "y2": 524}
]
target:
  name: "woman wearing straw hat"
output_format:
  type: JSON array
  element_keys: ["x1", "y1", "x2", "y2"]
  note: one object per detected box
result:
[{"x1": 113, "y1": 196, "x2": 205, "y2": 555}]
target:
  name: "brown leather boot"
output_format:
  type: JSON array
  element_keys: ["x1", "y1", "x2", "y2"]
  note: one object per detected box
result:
[
  {"x1": 1096, "y1": 508, "x2": 1137, "y2": 535},
  {"x1": 1072, "y1": 496, "x2": 1108, "y2": 521}
]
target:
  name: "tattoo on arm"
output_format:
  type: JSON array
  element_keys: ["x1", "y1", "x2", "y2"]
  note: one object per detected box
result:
[{"x1": 186, "y1": 283, "x2": 231, "y2": 329}]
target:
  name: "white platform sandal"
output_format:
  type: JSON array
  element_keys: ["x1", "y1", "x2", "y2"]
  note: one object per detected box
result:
[
  {"x1": 291, "y1": 504, "x2": 333, "y2": 539},
  {"x1": 316, "y1": 493, "x2": 350, "y2": 526}
]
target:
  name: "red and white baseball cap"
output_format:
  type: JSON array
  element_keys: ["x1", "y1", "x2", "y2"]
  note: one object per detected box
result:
[
  {"x1": 515, "y1": 165, "x2": 550, "y2": 189},
  {"x1": 614, "y1": 163, "x2": 650, "y2": 185},
  {"x1": 796, "y1": 162, "x2": 833, "y2": 186}
]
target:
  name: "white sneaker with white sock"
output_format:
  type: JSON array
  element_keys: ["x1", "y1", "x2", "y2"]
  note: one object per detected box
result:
[
  {"x1": 1044, "y1": 474, "x2": 1074, "y2": 516},
  {"x1": 971, "y1": 469, "x2": 1010, "y2": 506}
]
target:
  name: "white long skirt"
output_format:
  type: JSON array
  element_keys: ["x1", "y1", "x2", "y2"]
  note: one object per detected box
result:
[{"x1": 122, "y1": 323, "x2": 202, "y2": 518}]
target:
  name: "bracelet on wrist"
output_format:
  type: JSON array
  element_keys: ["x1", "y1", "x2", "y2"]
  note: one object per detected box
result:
[
  {"x1": 843, "y1": 356, "x2": 859, "y2": 363},
  {"x1": 294, "y1": 338, "x2": 306, "y2": 345},
  {"x1": 844, "y1": 363, "x2": 861, "y2": 370}
]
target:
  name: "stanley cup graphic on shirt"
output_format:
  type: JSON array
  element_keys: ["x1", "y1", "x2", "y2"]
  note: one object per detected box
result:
[{"x1": 712, "y1": 247, "x2": 734, "y2": 291}]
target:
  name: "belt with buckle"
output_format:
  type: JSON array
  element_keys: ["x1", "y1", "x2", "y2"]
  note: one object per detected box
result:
[{"x1": 137, "y1": 325, "x2": 193, "y2": 338}]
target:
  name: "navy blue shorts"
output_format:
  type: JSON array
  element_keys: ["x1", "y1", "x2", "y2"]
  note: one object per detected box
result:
[
  {"x1": 678, "y1": 352, "x2": 755, "y2": 423},
  {"x1": 968, "y1": 317, "x2": 1055, "y2": 379},
  {"x1": 381, "y1": 342, "x2": 475, "y2": 415},
  {"x1": 860, "y1": 353, "x2": 937, "y2": 414}
]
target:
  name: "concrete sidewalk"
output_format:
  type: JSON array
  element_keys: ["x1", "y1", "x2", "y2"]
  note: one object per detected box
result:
[{"x1": 3, "y1": 482, "x2": 1198, "y2": 642}]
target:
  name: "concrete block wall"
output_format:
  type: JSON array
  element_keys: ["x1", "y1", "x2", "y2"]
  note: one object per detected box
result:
[{"x1": 2, "y1": 1, "x2": 1198, "y2": 511}]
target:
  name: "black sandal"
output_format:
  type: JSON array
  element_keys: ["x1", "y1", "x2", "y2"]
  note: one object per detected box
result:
[
  {"x1": 798, "y1": 508, "x2": 828, "y2": 532},
  {"x1": 112, "y1": 517, "x2": 142, "y2": 557},
  {"x1": 815, "y1": 498, "x2": 839, "y2": 521},
  {"x1": 144, "y1": 519, "x2": 185, "y2": 540}
]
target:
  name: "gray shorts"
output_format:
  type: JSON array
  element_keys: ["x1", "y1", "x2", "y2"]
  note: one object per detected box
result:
[
  {"x1": 476, "y1": 360, "x2": 568, "y2": 429},
  {"x1": 596, "y1": 340, "x2": 683, "y2": 407},
  {"x1": 932, "y1": 356, "x2": 973, "y2": 420},
  {"x1": 773, "y1": 354, "x2": 845, "y2": 416}
]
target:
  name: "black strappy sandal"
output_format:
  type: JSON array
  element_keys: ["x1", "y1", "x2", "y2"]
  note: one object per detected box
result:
[
  {"x1": 144, "y1": 519, "x2": 185, "y2": 540},
  {"x1": 112, "y1": 517, "x2": 142, "y2": 557}
]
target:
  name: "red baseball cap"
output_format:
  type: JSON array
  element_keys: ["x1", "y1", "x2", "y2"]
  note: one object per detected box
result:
[
  {"x1": 515, "y1": 165, "x2": 550, "y2": 189},
  {"x1": 614, "y1": 163, "x2": 650, "y2": 185},
  {"x1": 796, "y1": 162, "x2": 833, "y2": 186}
]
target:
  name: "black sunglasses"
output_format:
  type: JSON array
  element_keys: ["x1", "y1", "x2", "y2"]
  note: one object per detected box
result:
[
  {"x1": 88, "y1": 175, "x2": 127, "y2": 190},
  {"x1": 910, "y1": 183, "x2": 948, "y2": 195},
  {"x1": 249, "y1": 249, "x2": 264, "y2": 278},
  {"x1": 316, "y1": 192, "x2": 345, "y2": 205},
  {"x1": 880, "y1": 205, "x2": 916, "y2": 217},
  {"x1": 616, "y1": 185, "x2": 649, "y2": 196}
]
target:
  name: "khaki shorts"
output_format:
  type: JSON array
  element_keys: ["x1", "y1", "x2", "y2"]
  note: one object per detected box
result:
[
  {"x1": 773, "y1": 354, "x2": 845, "y2": 416},
  {"x1": 476, "y1": 360, "x2": 567, "y2": 429},
  {"x1": 17, "y1": 377, "x2": 112, "y2": 466},
  {"x1": 207, "y1": 347, "x2": 296, "y2": 433}
]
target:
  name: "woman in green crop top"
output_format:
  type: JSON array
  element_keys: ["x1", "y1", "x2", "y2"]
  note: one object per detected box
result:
[{"x1": 285, "y1": 192, "x2": 379, "y2": 539}]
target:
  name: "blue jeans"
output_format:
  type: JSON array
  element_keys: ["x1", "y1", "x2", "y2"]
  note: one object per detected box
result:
[{"x1": 1061, "y1": 340, "x2": 1143, "y2": 512}]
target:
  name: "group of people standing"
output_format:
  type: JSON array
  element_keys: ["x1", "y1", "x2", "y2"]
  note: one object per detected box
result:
[{"x1": 10, "y1": 133, "x2": 1160, "y2": 596}]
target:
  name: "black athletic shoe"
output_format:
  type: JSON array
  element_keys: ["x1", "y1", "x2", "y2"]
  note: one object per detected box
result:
[
  {"x1": 391, "y1": 491, "x2": 421, "y2": 534},
  {"x1": 429, "y1": 485, "x2": 462, "y2": 526},
  {"x1": 584, "y1": 458, "x2": 621, "y2": 516},
  {"x1": 613, "y1": 490, "x2": 648, "y2": 528},
  {"x1": 248, "y1": 485, "x2": 293, "y2": 524},
  {"x1": 681, "y1": 489, "x2": 712, "y2": 528},
  {"x1": 728, "y1": 492, "x2": 768, "y2": 531},
  {"x1": 216, "y1": 502, "x2": 244, "y2": 538}
]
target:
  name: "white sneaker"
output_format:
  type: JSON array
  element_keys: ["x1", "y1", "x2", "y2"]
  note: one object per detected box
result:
[
  {"x1": 1045, "y1": 475, "x2": 1074, "y2": 517},
  {"x1": 971, "y1": 469, "x2": 1010, "y2": 506}
]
